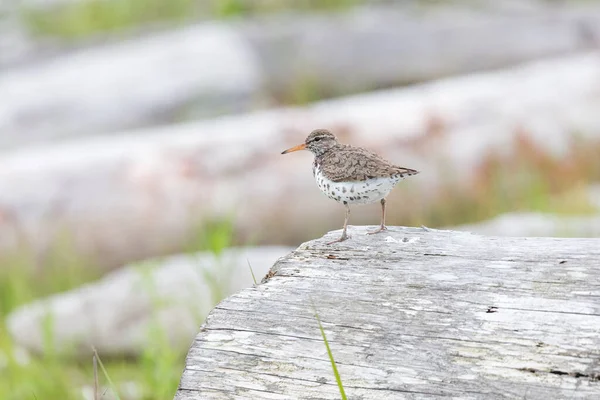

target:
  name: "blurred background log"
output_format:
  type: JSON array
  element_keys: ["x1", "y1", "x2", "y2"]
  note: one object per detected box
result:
[
  {"x1": 453, "y1": 212, "x2": 600, "y2": 237},
  {"x1": 0, "y1": 24, "x2": 263, "y2": 148},
  {"x1": 5, "y1": 246, "x2": 292, "y2": 357},
  {"x1": 2, "y1": 2, "x2": 600, "y2": 148},
  {"x1": 1, "y1": 52, "x2": 599, "y2": 272}
]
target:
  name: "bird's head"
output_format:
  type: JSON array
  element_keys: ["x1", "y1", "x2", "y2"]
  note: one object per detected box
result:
[{"x1": 281, "y1": 129, "x2": 338, "y2": 157}]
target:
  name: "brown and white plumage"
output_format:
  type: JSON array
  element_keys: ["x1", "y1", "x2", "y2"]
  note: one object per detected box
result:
[
  {"x1": 282, "y1": 129, "x2": 419, "y2": 243},
  {"x1": 316, "y1": 144, "x2": 418, "y2": 182}
]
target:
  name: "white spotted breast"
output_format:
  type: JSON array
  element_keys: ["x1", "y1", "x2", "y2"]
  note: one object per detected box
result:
[{"x1": 313, "y1": 163, "x2": 404, "y2": 205}]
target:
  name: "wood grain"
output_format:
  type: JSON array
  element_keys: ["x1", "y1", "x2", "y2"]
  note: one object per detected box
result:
[{"x1": 175, "y1": 226, "x2": 600, "y2": 399}]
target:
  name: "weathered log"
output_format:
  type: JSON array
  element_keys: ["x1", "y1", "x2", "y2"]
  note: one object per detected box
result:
[
  {"x1": 2, "y1": 3, "x2": 600, "y2": 147},
  {"x1": 245, "y1": 3, "x2": 600, "y2": 95},
  {"x1": 452, "y1": 212, "x2": 600, "y2": 238},
  {"x1": 1, "y1": 53, "x2": 600, "y2": 272},
  {"x1": 0, "y1": 23, "x2": 263, "y2": 148},
  {"x1": 5, "y1": 246, "x2": 293, "y2": 357},
  {"x1": 175, "y1": 226, "x2": 600, "y2": 399}
]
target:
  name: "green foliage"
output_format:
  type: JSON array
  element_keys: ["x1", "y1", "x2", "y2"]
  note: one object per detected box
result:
[
  {"x1": 0, "y1": 220, "x2": 237, "y2": 400},
  {"x1": 212, "y1": 0, "x2": 246, "y2": 18},
  {"x1": 187, "y1": 217, "x2": 234, "y2": 256},
  {"x1": 20, "y1": 0, "x2": 360, "y2": 39},
  {"x1": 22, "y1": 0, "x2": 197, "y2": 39},
  {"x1": 139, "y1": 322, "x2": 183, "y2": 399},
  {"x1": 0, "y1": 236, "x2": 100, "y2": 399}
]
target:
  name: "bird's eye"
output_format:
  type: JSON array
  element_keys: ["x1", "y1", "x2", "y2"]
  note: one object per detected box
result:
[{"x1": 314, "y1": 137, "x2": 321, "y2": 142}]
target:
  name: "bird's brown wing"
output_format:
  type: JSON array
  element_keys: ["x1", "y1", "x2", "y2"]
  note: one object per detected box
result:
[{"x1": 320, "y1": 145, "x2": 419, "y2": 182}]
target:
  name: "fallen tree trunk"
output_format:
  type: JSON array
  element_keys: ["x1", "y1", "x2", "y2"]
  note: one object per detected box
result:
[
  {"x1": 175, "y1": 226, "x2": 600, "y2": 399},
  {"x1": 1, "y1": 53, "x2": 600, "y2": 272}
]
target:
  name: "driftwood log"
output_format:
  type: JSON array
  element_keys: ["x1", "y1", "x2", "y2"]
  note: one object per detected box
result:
[
  {"x1": 1, "y1": 53, "x2": 600, "y2": 272},
  {"x1": 175, "y1": 226, "x2": 600, "y2": 399},
  {"x1": 0, "y1": 23, "x2": 263, "y2": 148}
]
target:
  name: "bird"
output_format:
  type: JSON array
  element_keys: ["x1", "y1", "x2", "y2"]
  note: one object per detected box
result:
[{"x1": 281, "y1": 129, "x2": 419, "y2": 244}]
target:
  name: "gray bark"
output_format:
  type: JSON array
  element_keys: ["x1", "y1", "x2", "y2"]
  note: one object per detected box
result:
[{"x1": 175, "y1": 226, "x2": 600, "y2": 400}]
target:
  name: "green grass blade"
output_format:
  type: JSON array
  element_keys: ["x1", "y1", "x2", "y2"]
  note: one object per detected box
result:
[
  {"x1": 93, "y1": 353, "x2": 99, "y2": 400},
  {"x1": 247, "y1": 259, "x2": 258, "y2": 285},
  {"x1": 313, "y1": 307, "x2": 347, "y2": 400},
  {"x1": 92, "y1": 347, "x2": 122, "y2": 400}
]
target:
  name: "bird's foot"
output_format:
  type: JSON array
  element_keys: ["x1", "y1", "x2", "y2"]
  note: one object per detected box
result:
[
  {"x1": 367, "y1": 225, "x2": 388, "y2": 235},
  {"x1": 327, "y1": 233, "x2": 350, "y2": 245}
]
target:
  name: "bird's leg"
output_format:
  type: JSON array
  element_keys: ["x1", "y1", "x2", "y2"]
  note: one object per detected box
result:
[
  {"x1": 327, "y1": 204, "x2": 351, "y2": 244},
  {"x1": 368, "y1": 198, "x2": 388, "y2": 235}
]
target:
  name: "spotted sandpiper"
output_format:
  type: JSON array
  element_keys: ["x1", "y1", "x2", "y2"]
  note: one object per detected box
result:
[{"x1": 282, "y1": 129, "x2": 419, "y2": 244}]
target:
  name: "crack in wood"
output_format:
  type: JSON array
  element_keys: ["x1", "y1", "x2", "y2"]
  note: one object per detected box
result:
[{"x1": 519, "y1": 367, "x2": 600, "y2": 381}]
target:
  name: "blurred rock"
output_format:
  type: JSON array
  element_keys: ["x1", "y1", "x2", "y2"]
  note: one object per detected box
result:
[
  {"x1": 452, "y1": 212, "x2": 600, "y2": 237},
  {"x1": 3, "y1": 2, "x2": 600, "y2": 147},
  {"x1": 0, "y1": 52, "x2": 599, "y2": 271},
  {"x1": 5, "y1": 246, "x2": 293, "y2": 357}
]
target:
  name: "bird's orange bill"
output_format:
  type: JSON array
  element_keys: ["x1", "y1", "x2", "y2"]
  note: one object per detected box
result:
[{"x1": 281, "y1": 143, "x2": 306, "y2": 154}]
